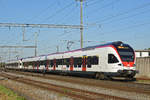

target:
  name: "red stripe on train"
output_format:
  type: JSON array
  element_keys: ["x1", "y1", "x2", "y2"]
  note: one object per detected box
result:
[
  {"x1": 70, "y1": 57, "x2": 74, "y2": 71},
  {"x1": 82, "y1": 56, "x2": 86, "y2": 71}
]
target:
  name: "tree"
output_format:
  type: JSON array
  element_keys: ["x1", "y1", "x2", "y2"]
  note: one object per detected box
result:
[
  {"x1": 0, "y1": 62, "x2": 5, "y2": 68},
  {"x1": 144, "y1": 48, "x2": 150, "y2": 50}
]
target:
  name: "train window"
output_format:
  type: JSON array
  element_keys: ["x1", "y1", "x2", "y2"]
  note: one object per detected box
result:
[
  {"x1": 78, "y1": 64, "x2": 81, "y2": 68},
  {"x1": 108, "y1": 54, "x2": 119, "y2": 64},
  {"x1": 78, "y1": 57, "x2": 82, "y2": 67},
  {"x1": 23, "y1": 62, "x2": 28, "y2": 67},
  {"x1": 56, "y1": 59, "x2": 59, "y2": 67},
  {"x1": 64, "y1": 58, "x2": 70, "y2": 65},
  {"x1": 34, "y1": 61, "x2": 39, "y2": 67},
  {"x1": 26, "y1": 62, "x2": 29, "y2": 66},
  {"x1": 45, "y1": 60, "x2": 48, "y2": 67},
  {"x1": 74, "y1": 64, "x2": 77, "y2": 68},
  {"x1": 67, "y1": 64, "x2": 69, "y2": 68},
  {"x1": 74, "y1": 57, "x2": 82, "y2": 68},
  {"x1": 50, "y1": 60, "x2": 53, "y2": 67},
  {"x1": 48, "y1": 61, "x2": 51, "y2": 67},
  {"x1": 93, "y1": 56, "x2": 99, "y2": 65},
  {"x1": 32, "y1": 61, "x2": 36, "y2": 66},
  {"x1": 87, "y1": 56, "x2": 91, "y2": 68},
  {"x1": 87, "y1": 64, "x2": 91, "y2": 68},
  {"x1": 56, "y1": 59, "x2": 61, "y2": 65},
  {"x1": 28, "y1": 62, "x2": 32, "y2": 66},
  {"x1": 140, "y1": 52, "x2": 142, "y2": 57},
  {"x1": 63, "y1": 59, "x2": 66, "y2": 65},
  {"x1": 36, "y1": 61, "x2": 39, "y2": 66},
  {"x1": 43, "y1": 60, "x2": 47, "y2": 66},
  {"x1": 89, "y1": 56, "x2": 99, "y2": 65},
  {"x1": 23, "y1": 62, "x2": 25, "y2": 66},
  {"x1": 74, "y1": 58, "x2": 78, "y2": 68},
  {"x1": 40, "y1": 60, "x2": 44, "y2": 65}
]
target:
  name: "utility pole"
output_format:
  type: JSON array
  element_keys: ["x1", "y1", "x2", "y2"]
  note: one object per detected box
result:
[
  {"x1": 0, "y1": 22, "x2": 85, "y2": 50},
  {"x1": 0, "y1": 46, "x2": 36, "y2": 61},
  {"x1": 80, "y1": 0, "x2": 84, "y2": 48},
  {"x1": 56, "y1": 45, "x2": 59, "y2": 53},
  {"x1": 22, "y1": 27, "x2": 25, "y2": 41},
  {"x1": 34, "y1": 32, "x2": 38, "y2": 56},
  {"x1": 76, "y1": 0, "x2": 84, "y2": 48}
]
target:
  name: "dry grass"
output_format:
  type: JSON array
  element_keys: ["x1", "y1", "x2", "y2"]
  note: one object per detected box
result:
[{"x1": 0, "y1": 85, "x2": 25, "y2": 100}]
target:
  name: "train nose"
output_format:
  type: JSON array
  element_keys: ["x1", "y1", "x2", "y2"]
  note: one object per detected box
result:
[
  {"x1": 122, "y1": 62, "x2": 134, "y2": 67},
  {"x1": 117, "y1": 70, "x2": 137, "y2": 76}
]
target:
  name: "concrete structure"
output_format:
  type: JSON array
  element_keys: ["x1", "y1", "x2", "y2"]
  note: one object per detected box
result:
[
  {"x1": 136, "y1": 57, "x2": 150, "y2": 78},
  {"x1": 135, "y1": 50, "x2": 150, "y2": 58}
]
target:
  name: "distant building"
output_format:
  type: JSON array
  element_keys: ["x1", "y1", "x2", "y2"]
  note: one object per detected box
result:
[{"x1": 135, "y1": 50, "x2": 150, "y2": 57}]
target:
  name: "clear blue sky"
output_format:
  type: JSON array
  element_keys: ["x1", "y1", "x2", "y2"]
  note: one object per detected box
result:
[{"x1": 0, "y1": 0, "x2": 150, "y2": 60}]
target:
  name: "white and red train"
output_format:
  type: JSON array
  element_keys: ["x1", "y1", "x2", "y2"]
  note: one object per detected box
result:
[{"x1": 5, "y1": 41, "x2": 138, "y2": 79}]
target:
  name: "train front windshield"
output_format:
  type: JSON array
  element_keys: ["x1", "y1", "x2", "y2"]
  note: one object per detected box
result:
[{"x1": 116, "y1": 46, "x2": 134, "y2": 62}]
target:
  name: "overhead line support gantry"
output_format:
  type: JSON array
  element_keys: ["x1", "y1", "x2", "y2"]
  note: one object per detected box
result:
[{"x1": 0, "y1": 23, "x2": 82, "y2": 29}]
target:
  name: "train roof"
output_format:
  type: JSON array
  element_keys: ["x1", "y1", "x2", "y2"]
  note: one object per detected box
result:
[
  {"x1": 18, "y1": 41, "x2": 129, "y2": 61},
  {"x1": 82, "y1": 41, "x2": 129, "y2": 50}
]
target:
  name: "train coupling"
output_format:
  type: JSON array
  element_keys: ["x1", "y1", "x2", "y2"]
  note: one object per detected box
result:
[{"x1": 118, "y1": 70, "x2": 139, "y2": 76}]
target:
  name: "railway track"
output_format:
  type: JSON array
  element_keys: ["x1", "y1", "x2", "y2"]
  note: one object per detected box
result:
[
  {"x1": 136, "y1": 77, "x2": 150, "y2": 81},
  {"x1": 0, "y1": 72, "x2": 128, "y2": 100},
  {"x1": 7, "y1": 70, "x2": 150, "y2": 95}
]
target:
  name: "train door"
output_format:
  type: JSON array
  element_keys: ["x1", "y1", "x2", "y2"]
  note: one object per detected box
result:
[
  {"x1": 70, "y1": 57, "x2": 74, "y2": 71},
  {"x1": 32, "y1": 62, "x2": 35, "y2": 71},
  {"x1": 53, "y1": 59, "x2": 56, "y2": 70},
  {"x1": 82, "y1": 56, "x2": 87, "y2": 71},
  {"x1": 37, "y1": 61, "x2": 39, "y2": 72},
  {"x1": 46, "y1": 60, "x2": 49, "y2": 71},
  {"x1": 100, "y1": 50, "x2": 108, "y2": 71},
  {"x1": 19, "y1": 60, "x2": 23, "y2": 68},
  {"x1": 107, "y1": 54, "x2": 119, "y2": 70}
]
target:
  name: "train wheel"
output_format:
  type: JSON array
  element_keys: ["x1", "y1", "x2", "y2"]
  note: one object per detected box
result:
[
  {"x1": 95, "y1": 73, "x2": 99, "y2": 79},
  {"x1": 126, "y1": 76, "x2": 136, "y2": 81},
  {"x1": 95, "y1": 73, "x2": 105, "y2": 80},
  {"x1": 99, "y1": 73, "x2": 105, "y2": 80}
]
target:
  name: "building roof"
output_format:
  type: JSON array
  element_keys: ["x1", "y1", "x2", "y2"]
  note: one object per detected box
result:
[{"x1": 135, "y1": 50, "x2": 150, "y2": 52}]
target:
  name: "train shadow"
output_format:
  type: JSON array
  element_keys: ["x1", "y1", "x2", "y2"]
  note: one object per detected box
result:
[{"x1": 110, "y1": 78, "x2": 136, "y2": 82}]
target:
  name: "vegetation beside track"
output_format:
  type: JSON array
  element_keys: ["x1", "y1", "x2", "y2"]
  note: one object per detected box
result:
[
  {"x1": 0, "y1": 62, "x2": 5, "y2": 68},
  {"x1": 0, "y1": 85, "x2": 25, "y2": 100},
  {"x1": 136, "y1": 79, "x2": 150, "y2": 84}
]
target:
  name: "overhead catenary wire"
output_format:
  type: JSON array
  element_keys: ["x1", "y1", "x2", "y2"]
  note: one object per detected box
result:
[
  {"x1": 1, "y1": 1, "x2": 150, "y2": 59},
  {"x1": 100, "y1": 21, "x2": 150, "y2": 35},
  {"x1": 85, "y1": 0, "x2": 97, "y2": 4},
  {"x1": 85, "y1": 0, "x2": 105, "y2": 7},
  {"x1": 53, "y1": 3, "x2": 76, "y2": 24},
  {"x1": 25, "y1": 1, "x2": 55, "y2": 23},
  {"x1": 93, "y1": 2, "x2": 150, "y2": 24},
  {"x1": 101, "y1": 8, "x2": 150, "y2": 25},
  {"x1": 87, "y1": 0, "x2": 120, "y2": 14},
  {"x1": 41, "y1": 1, "x2": 75, "y2": 23}
]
